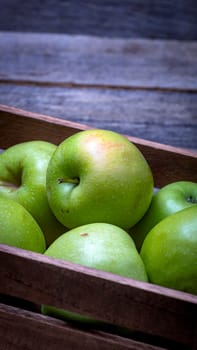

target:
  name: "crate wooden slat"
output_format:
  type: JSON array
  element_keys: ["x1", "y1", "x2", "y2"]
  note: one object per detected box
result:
[
  {"x1": 0, "y1": 244, "x2": 197, "y2": 349},
  {"x1": 0, "y1": 105, "x2": 197, "y2": 349},
  {"x1": 0, "y1": 303, "x2": 168, "y2": 350}
]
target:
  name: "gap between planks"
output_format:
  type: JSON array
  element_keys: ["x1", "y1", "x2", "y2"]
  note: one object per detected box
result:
[{"x1": 0, "y1": 79, "x2": 197, "y2": 94}]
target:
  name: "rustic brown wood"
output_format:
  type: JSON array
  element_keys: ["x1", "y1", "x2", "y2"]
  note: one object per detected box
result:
[
  {"x1": 0, "y1": 84, "x2": 196, "y2": 149},
  {"x1": 0, "y1": 32, "x2": 197, "y2": 90},
  {"x1": 0, "y1": 0, "x2": 197, "y2": 40},
  {"x1": 0, "y1": 303, "x2": 168, "y2": 350},
  {"x1": 0, "y1": 105, "x2": 197, "y2": 187},
  {"x1": 0, "y1": 244, "x2": 196, "y2": 348}
]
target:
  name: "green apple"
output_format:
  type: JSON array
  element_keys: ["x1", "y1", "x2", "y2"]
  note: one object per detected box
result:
[
  {"x1": 46, "y1": 129, "x2": 154, "y2": 229},
  {"x1": 0, "y1": 197, "x2": 46, "y2": 252},
  {"x1": 140, "y1": 205, "x2": 197, "y2": 295},
  {"x1": 42, "y1": 222, "x2": 148, "y2": 323},
  {"x1": 0, "y1": 141, "x2": 66, "y2": 246},
  {"x1": 130, "y1": 181, "x2": 197, "y2": 251}
]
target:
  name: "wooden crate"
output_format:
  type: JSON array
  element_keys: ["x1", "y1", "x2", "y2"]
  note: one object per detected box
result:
[{"x1": 0, "y1": 104, "x2": 197, "y2": 350}]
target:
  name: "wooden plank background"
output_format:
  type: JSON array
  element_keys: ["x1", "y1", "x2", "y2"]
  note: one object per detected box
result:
[
  {"x1": 1, "y1": 33, "x2": 197, "y2": 90},
  {"x1": 0, "y1": 1, "x2": 197, "y2": 150},
  {"x1": 0, "y1": 32, "x2": 196, "y2": 149},
  {"x1": 1, "y1": 0, "x2": 197, "y2": 40}
]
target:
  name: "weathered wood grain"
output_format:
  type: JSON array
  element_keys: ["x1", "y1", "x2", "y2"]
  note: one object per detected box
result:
[
  {"x1": 0, "y1": 0, "x2": 197, "y2": 40},
  {"x1": 0, "y1": 244, "x2": 196, "y2": 348},
  {"x1": 0, "y1": 304, "x2": 168, "y2": 350},
  {"x1": 0, "y1": 84, "x2": 196, "y2": 149},
  {"x1": 0, "y1": 32, "x2": 196, "y2": 150},
  {"x1": 0, "y1": 32, "x2": 197, "y2": 90}
]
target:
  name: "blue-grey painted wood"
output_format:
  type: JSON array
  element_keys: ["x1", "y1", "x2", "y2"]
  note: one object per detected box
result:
[
  {"x1": 0, "y1": 32, "x2": 196, "y2": 149},
  {"x1": 0, "y1": 32, "x2": 197, "y2": 90},
  {"x1": 1, "y1": 0, "x2": 197, "y2": 39}
]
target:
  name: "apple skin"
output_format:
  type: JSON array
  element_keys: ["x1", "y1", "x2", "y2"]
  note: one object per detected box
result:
[
  {"x1": 0, "y1": 197, "x2": 46, "y2": 252},
  {"x1": 140, "y1": 205, "x2": 197, "y2": 295},
  {"x1": 42, "y1": 222, "x2": 148, "y2": 323},
  {"x1": 130, "y1": 181, "x2": 197, "y2": 251},
  {"x1": 0, "y1": 141, "x2": 66, "y2": 246},
  {"x1": 46, "y1": 129, "x2": 154, "y2": 229}
]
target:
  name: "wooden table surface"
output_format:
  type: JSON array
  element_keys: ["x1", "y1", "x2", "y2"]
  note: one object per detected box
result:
[{"x1": 0, "y1": 1, "x2": 197, "y2": 151}]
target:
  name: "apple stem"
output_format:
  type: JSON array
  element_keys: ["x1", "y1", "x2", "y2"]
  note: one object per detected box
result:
[
  {"x1": 187, "y1": 195, "x2": 197, "y2": 204},
  {"x1": 58, "y1": 177, "x2": 79, "y2": 185}
]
